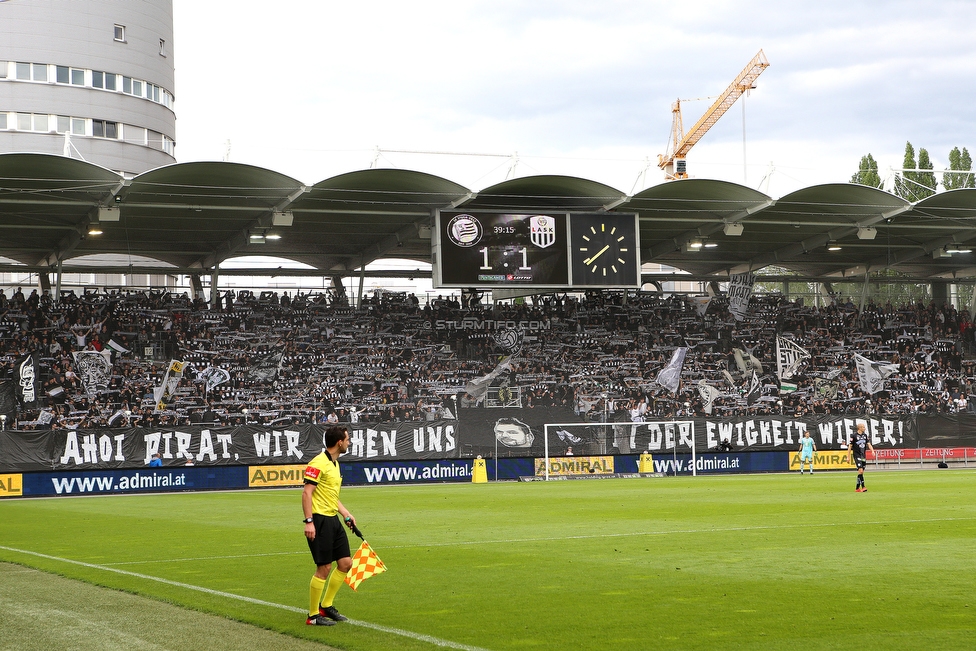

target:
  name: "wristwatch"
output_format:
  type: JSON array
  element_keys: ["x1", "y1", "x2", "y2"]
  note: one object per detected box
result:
[{"x1": 302, "y1": 517, "x2": 313, "y2": 524}]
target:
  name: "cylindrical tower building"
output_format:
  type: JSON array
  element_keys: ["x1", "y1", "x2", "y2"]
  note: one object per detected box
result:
[{"x1": 0, "y1": 0, "x2": 176, "y2": 175}]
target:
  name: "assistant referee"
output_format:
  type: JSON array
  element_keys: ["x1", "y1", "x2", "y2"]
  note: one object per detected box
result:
[{"x1": 302, "y1": 425, "x2": 357, "y2": 626}]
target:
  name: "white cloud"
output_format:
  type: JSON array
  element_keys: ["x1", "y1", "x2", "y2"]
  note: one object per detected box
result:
[{"x1": 172, "y1": 0, "x2": 976, "y2": 196}]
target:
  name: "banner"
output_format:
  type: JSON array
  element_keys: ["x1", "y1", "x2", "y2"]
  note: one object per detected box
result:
[
  {"x1": 776, "y1": 336, "x2": 810, "y2": 381},
  {"x1": 727, "y1": 272, "x2": 754, "y2": 321},
  {"x1": 247, "y1": 350, "x2": 284, "y2": 383},
  {"x1": 464, "y1": 355, "x2": 513, "y2": 401},
  {"x1": 15, "y1": 354, "x2": 41, "y2": 409},
  {"x1": 745, "y1": 370, "x2": 761, "y2": 405},
  {"x1": 814, "y1": 378, "x2": 840, "y2": 399},
  {"x1": 534, "y1": 455, "x2": 614, "y2": 476},
  {"x1": 19, "y1": 466, "x2": 249, "y2": 497},
  {"x1": 8, "y1": 412, "x2": 976, "y2": 473},
  {"x1": 343, "y1": 459, "x2": 474, "y2": 485},
  {"x1": 0, "y1": 473, "x2": 22, "y2": 497},
  {"x1": 248, "y1": 464, "x2": 306, "y2": 487},
  {"x1": 733, "y1": 348, "x2": 763, "y2": 376},
  {"x1": 0, "y1": 381, "x2": 17, "y2": 421},
  {"x1": 200, "y1": 366, "x2": 231, "y2": 393},
  {"x1": 455, "y1": 405, "x2": 582, "y2": 458},
  {"x1": 854, "y1": 353, "x2": 900, "y2": 395},
  {"x1": 697, "y1": 379, "x2": 721, "y2": 415},
  {"x1": 0, "y1": 420, "x2": 470, "y2": 472},
  {"x1": 691, "y1": 296, "x2": 711, "y2": 316},
  {"x1": 72, "y1": 350, "x2": 113, "y2": 398},
  {"x1": 153, "y1": 360, "x2": 186, "y2": 410},
  {"x1": 788, "y1": 450, "x2": 855, "y2": 471},
  {"x1": 656, "y1": 347, "x2": 687, "y2": 394},
  {"x1": 106, "y1": 337, "x2": 130, "y2": 354}
]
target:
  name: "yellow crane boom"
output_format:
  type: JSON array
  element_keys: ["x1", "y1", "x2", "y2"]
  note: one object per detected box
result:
[{"x1": 658, "y1": 49, "x2": 770, "y2": 180}]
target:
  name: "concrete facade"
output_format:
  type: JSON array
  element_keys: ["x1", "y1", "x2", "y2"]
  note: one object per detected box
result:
[{"x1": 0, "y1": 0, "x2": 176, "y2": 175}]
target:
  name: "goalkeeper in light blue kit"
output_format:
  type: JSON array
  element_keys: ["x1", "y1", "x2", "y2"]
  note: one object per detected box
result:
[{"x1": 798, "y1": 431, "x2": 816, "y2": 474}]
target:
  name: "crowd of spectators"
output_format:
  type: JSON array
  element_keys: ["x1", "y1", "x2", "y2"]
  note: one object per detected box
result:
[{"x1": 2, "y1": 283, "x2": 975, "y2": 431}]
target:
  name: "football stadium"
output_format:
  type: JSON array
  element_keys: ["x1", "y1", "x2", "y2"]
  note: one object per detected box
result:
[{"x1": 3, "y1": 1, "x2": 976, "y2": 650}]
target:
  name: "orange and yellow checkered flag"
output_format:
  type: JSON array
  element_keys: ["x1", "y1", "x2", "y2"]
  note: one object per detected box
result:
[{"x1": 345, "y1": 541, "x2": 387, "y2": 591}]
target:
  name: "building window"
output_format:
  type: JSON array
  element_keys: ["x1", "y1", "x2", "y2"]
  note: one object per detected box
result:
[
  {"x1": 57, "y1": 116, "x2": 89, "y2": 136},
  {"x1": 32, "y1": 63, "x2": 48, "y2": 82},
  {"x1": 92, "y1": 120, "x2": 118, "y2": 139},
  {"x1": 0, "y1": 114, "x2": 7, "y2": 129},
  {"x1": 33, "y1": 114, "x2": 49, "y2": 132},
  {"x1": 159, "y1": 39, "x2": 166, "y2": 57},
  {"x1": 16, "y1": 113, "x2": 31, "y2": 130},
  {"x1": 16, "y1": 62, "x2": 30, "y2": 80},
  {"x1": 114, "y1": 24, "x2": 126, "y2": 42},
  {"x1": 56, "y1": 66, "x2": 86, "y2": 85},
  {"x1": 0, "y1": 63, "x2": 7, "y2": 79}
]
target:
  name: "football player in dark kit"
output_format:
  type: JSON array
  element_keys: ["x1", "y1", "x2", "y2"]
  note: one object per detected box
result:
[{"x1": 847, "y1": 423, "x2": 875, "y2": 492}]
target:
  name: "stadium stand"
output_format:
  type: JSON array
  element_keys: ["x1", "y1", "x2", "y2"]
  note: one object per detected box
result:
[{"x1": 2, "y1": 284, "x2": 975, "y2": 431}]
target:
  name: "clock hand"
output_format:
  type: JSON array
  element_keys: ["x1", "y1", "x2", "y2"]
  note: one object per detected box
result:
[{"x1": 583, "y1": 244, "x2": 610, "y2": 266}]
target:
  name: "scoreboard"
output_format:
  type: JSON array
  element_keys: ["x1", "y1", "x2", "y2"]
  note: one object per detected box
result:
[{"x1": 433, "y1": 210, "x2": 640, "y2": 289}]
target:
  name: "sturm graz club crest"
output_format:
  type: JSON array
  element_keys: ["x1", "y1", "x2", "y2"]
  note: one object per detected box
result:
[
  {"x1": 529, "y1": 215, "x2": 556, "y2": 249},
  {"x1": 446, "y1": 214, "x2": 483, "y2": 247},
  {"x1": 493, "y1": 328, "x2": 524, "y2": 356}
]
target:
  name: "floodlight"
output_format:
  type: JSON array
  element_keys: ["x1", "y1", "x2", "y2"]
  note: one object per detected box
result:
[{"x1": 271, "y1": 210, "x2": 294, "y2": 226}]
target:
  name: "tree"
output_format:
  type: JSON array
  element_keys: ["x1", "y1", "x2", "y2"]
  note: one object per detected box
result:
[
  {"x1": 915, "y1": 148, "x2": 937, "y2": 199},
  {"x1": 944, "y1": 146, "x2": 975, "y2": 190},
  {"x1": 850, "y1": 153, "x2": 883, "y2": 188},
  {"x1": 893, "y1": 142, "x2": 916, "y2": 200},
  {"x1": 894, "y1": 141, "x2": 936, "y2": 201}
]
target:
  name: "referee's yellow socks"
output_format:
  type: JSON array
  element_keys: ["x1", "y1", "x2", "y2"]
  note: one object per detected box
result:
[
  {"x1": 321, "y1": 569, "x2": 347, "y2": 608},
  {"x1": 309, "y1": 576, "x2": 327, "y2": 616}
]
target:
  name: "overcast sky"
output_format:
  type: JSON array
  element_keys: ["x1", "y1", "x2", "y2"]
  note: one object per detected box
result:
[{"x1": 172, "y1": 0, "x2": 976, "y2": 198}]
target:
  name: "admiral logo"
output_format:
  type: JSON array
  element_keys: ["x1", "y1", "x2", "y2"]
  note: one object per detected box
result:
[
  {"x1": 0, "y1": 474, "x2": 23, "y2": 497},
  {"x1": 446, "y1": 214, "x2": 483, "y2": 247},
  {"x1": 250, "y1": 465, "x2": 306, "y2": 487}
]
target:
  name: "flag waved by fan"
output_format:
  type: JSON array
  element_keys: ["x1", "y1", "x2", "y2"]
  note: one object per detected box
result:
[{"x1": 345, "y1": 541, "x2": 387, "y2": 592}]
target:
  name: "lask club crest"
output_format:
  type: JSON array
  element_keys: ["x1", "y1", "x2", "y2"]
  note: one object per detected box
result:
[{"x1": 529, "y1": 215, "x2": 556, "y2": 248}]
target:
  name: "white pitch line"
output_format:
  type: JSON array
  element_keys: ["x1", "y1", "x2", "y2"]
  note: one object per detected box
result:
[{"x1": 0, "y1": 545, "x2": 490, "y2": 651}]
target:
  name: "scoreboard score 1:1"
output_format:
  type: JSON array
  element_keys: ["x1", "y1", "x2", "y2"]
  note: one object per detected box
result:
[
  {"x1": 433, "y1": 210, "x2": 640, "y2": 289},
  {"x1": 435, "y1": 212, "x2": 569, "y2": 287}
]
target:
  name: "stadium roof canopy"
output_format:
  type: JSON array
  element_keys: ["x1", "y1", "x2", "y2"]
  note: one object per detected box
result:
[{"x1": 3, "y1": 152, "x2": 976, "y2": 284}]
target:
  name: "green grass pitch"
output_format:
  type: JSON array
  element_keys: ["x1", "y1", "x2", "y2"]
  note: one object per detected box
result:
[{"x1": 1, "y1": 470, "x2": 975, "y2": 650}]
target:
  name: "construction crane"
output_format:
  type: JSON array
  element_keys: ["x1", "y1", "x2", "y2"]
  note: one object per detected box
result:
[{"x1": 658, "y1": 49, "x2": 770, "y2": 180}]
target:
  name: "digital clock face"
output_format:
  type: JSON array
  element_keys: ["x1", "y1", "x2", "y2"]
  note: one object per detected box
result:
[
  {"x1": 436, "y1": 212, "x2": 569, "y2": 287},
  {"x1": 569, "y1": 213, "x2": 640, "y2": 287}
]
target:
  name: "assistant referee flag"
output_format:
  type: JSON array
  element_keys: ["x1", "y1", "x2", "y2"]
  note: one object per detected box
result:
[{"x1": 345, "y1": 541, "x2": 387, "y2": 591}]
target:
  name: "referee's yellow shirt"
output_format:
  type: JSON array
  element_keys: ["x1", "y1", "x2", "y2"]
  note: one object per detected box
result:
[{"x1": 303, "y1": 452, "x2": 342, "y2": 516}]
